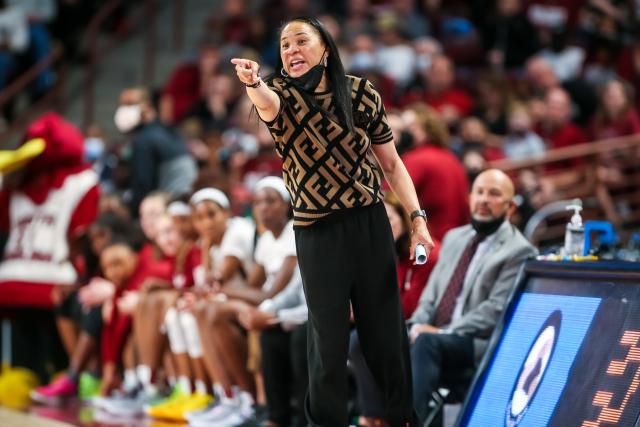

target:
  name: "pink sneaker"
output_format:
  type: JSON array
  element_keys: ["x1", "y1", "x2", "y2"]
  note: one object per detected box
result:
[{"x1": 30, "y1": 374, "x2": 78, "y2": 405}]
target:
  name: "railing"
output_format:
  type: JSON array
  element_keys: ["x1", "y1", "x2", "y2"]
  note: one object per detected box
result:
[
  {"x1": 0, "y1": 0, "x2": 186, "y2": 143},
  {"x1": 83, "y1": 0, "x2": 186, "y2": 128},
  {"x1": 0, "y1": 48, "x2": 67, "y2": 148},
  {"x1": 83, "y1": 0, "x2": 160, "y2": 129},
  {"x1": 490, "y1": 135, "x2": 640, "y2": 246}
]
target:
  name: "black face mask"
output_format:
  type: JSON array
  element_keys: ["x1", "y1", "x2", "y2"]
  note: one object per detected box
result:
[
  {"x1": 285, "y1": 50, "x2": 327, "y2": 92},
  {"x1": 292, "y1": 63, "x2": 325, "y2": 92},
  {"x1": 462, "y1": 140, "x2": 484, "y2": 150},
  {"x1": 471, "y1": 215, "x2": 506, "y2": 237}
]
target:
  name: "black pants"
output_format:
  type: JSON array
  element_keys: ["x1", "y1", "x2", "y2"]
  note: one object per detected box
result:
[
  {"x1": 55, "y1": 290, "x2": 102, "y2": 340},
  {"x1": 411, "y1": 333, "x2": 474, "y2": 424},
  {"x1": 349, "y1": 330, "x2": 385, "y2": 418},
  {"x1": 261, "y1": 323, "x2": 308, "y2": 427},
  {"x1": 295, "y1": 204, "x2": 413, "y2": 427}
]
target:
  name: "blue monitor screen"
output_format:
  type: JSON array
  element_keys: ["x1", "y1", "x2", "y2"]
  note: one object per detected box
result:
[{"x1": 457, "y1": 262, "x2": 640, "y2": 427}]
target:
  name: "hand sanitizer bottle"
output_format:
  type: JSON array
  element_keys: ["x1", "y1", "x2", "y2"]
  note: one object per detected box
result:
[{"x1": 563, "y1": 199, "x2": 584, "y2": 257}]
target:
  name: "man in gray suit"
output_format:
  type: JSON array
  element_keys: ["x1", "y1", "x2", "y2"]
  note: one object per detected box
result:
[{"x1": 409, "y1": 169, "x2": 537, "y2": 423}]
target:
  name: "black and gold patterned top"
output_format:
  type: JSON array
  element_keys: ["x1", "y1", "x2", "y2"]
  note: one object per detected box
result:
[{"x1": 262, "y1": 75, "x2": 393, "y2": 227}]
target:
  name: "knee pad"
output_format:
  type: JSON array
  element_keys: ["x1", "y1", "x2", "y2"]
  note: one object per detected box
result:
[
  {"x1": 165, "y1": 307, "x2": 188, "y2": 354},
  {"x1": 178, "y1": 311, "x2": 203, "y2": 358}
]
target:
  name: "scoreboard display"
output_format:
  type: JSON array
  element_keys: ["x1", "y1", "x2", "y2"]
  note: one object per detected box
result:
[{"x1": 457, "y1": 261, "x2": 640, "y2": 427}]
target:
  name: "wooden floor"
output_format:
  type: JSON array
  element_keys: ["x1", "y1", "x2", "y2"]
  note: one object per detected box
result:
[
  {"x1": 0, "y1": 404, "x2": 180, "y2": 427},
  {"x1": 0, "y1": 407, "x2": 74, "y2": 427}
]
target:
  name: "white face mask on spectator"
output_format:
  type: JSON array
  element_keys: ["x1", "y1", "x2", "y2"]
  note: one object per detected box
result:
[
  {"x1": 349, "y1": 51, "x2": 377, "y2": 73},
  {"x1": 114, "y1": 105, "x2": 142, "y2": 133},
  {"x1": 416, "y1": 54, "x2": 432, "y2": 72}
]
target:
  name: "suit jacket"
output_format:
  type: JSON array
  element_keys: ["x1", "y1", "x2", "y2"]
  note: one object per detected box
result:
[{"x1": 409, "y1": 221, "x2": 537, "y2": 363}]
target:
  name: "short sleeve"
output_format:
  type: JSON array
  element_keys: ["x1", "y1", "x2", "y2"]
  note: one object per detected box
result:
[
  {"x1": 365, "y1": 81, "x2": 394, "y2": 145},
  {"x1": 254, "y1": 231, "x2": 270, "y2": 267},
  {"x1": 281, "y1": 222, "x2": 297, "y2": 257},
  {"x1": 220, "y1": 217, "x2": 255, "y2": 264}
]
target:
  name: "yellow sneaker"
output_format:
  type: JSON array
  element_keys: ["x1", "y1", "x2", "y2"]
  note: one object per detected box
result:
[
  {"x1": 148, "y1": 392, "x2": 213, "y2": 422},
  {"x1": 144, "y1": 385, "x2": 189, "y2": 418}
]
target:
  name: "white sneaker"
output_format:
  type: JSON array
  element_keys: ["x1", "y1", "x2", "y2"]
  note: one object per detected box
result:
[
  {"x1": 208, "y1": 391, "x2": 255, "y2": 427},
  {"x1": 98, "y1": 388, "x2": 160, "y2": 417},
  {"x1": 187, "y1": 395, "x2": 240, "y2": 425},
  {"x1": 92, "y1": 407, "x2": 141, "y2": 424}
]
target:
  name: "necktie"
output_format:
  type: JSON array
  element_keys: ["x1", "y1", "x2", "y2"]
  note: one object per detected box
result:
[{"x1": 432, "y1": 234, "x2": 485, "y2": 327}]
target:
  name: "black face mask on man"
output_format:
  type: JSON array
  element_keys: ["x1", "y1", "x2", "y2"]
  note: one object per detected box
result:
[{"x1": 471, "y1": 215, "x2": 506, "y2": 237}]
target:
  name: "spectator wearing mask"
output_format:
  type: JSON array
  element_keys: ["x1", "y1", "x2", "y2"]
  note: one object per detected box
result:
[
  {"x1": 374, "y1": 12, "x2": 417, "y2": 89},
  {"x1": 114, "y1": 87, "x2": 197, "y2": 216},
  {"x1": 347, "y1": 33, "x2": 398, "y2": 108},
  {"x1": 456, "y1": 117, "x2": 505, "y2": 162},
  {"x1": 537, "y1": 27, "x2": 586, "y2": 82},
  {"x1": 408, "y1": 169, "x2": 537, "y2": 424}
]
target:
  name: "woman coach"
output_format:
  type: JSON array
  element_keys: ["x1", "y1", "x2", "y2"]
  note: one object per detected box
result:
[{"x1": 231, "y1": 17, "x2": 434, "y2": 426}]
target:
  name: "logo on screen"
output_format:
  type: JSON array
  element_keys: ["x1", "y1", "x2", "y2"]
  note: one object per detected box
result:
[{"x1": 505, "y1": 310, "x2": 562, "y2": 427}]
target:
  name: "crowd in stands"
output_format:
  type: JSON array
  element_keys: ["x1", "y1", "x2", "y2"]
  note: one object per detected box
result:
[
  {"x1": 1, "y1": 0, "x2": 640, "y2": 426},
  {"x1": 84, "y1": 0, "x2": 640, "y2": 230}
]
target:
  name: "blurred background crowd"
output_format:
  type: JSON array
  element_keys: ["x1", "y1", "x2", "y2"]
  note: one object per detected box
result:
[{"x1": 0, "y1": 0, "x2": 640, "y2": 426}]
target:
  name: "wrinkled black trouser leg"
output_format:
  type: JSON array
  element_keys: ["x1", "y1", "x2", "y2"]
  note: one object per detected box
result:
[{"x1": 295, "y1": 204, "x2": 414, "y2": 427}]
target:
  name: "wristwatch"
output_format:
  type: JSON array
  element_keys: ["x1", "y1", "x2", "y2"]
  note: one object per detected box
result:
[{"x1": 410, "y1": 209, "x2": 428, "y2": 223}]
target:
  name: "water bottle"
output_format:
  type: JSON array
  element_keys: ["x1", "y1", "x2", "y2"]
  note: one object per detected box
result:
[{"x1": 563, "y1": 199, "x2": 584, "y2": 257}]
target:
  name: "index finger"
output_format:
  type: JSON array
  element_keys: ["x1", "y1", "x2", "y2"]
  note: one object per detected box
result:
[{"x1": 230, "y1": 58, "x2": 252, "y2": 68}]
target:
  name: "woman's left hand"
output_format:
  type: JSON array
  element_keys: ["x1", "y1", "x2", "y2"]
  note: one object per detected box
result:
[{"x1": 410, "y1": 219, "x2": 434, "y2": 265}]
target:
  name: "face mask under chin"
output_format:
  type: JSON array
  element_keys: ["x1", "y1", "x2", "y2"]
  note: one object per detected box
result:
[
  {"x1": 471, "y1": 215, "x2": 506, "y2": 237},
  {"x1": 285, "y1": 50, "x2": 327, "y2": 92},
  {"x1": 291, "y1": 63, "x2": 325, "y2": 92}
]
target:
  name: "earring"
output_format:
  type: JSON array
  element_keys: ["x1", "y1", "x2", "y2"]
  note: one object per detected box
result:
[
  {"x1": 281, "y1": 68, "x2": 289, "y2": 78},
  {"x1": 323, "y1": 55, "x2": 328, "y2": 67}
]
